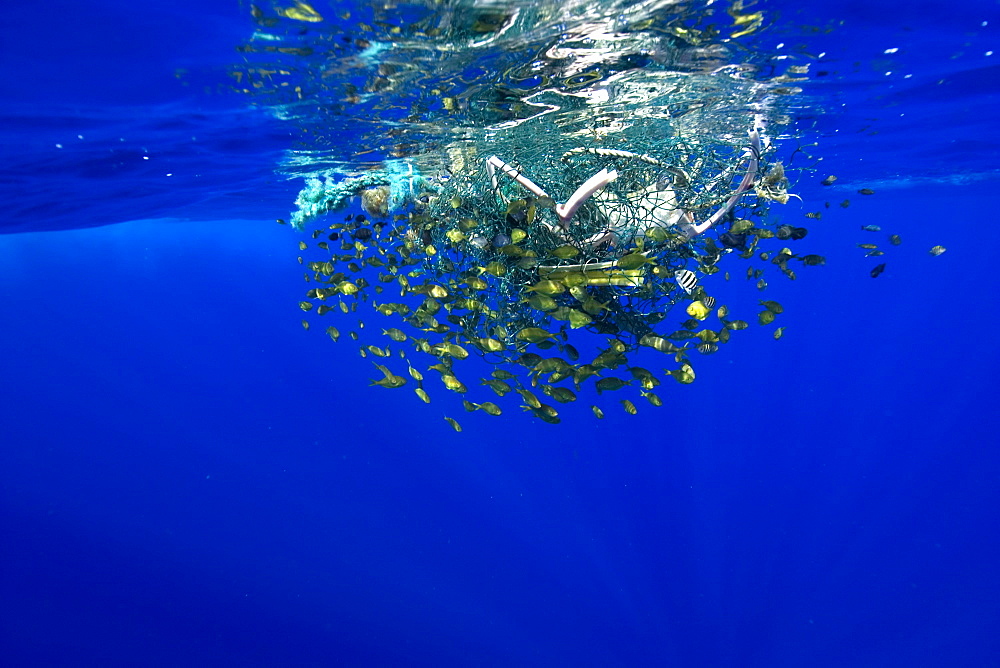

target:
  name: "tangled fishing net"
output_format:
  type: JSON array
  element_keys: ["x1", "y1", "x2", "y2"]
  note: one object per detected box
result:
[{"x1": 241, "y1": 0, "x2": 822, "y2": 423}]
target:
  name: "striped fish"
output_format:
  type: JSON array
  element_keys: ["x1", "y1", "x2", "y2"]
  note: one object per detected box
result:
[{"x1": 674, "y1": 269, "x2": 698, "y2": 294}]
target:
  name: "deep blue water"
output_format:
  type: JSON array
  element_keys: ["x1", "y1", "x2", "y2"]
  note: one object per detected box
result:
[{"x1": 2, "y1": 1, "x2": 1000, "y2": 666}]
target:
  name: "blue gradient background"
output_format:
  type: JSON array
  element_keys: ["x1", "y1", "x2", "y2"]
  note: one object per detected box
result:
[{"x1": 2, "y1": 1, "x2": 999, "y2": 665}]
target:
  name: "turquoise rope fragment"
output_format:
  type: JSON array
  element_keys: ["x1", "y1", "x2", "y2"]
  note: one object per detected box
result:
[{"x1": 289, "y1": 160, "x2": 436, "y2": 229}]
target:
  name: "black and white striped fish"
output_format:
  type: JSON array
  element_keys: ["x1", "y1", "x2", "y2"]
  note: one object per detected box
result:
[{"x1": 675, "y1": 269, "x2": 698, "y2": 294}]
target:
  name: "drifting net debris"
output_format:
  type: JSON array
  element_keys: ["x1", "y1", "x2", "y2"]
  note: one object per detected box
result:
[{"x1": 255, "y1": 0, "x2": 823, "y2": 424}]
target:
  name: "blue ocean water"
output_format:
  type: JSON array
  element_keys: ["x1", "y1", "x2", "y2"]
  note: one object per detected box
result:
[{"x1": 2, "y1": 1, "x2": 999, "y2": 666}]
